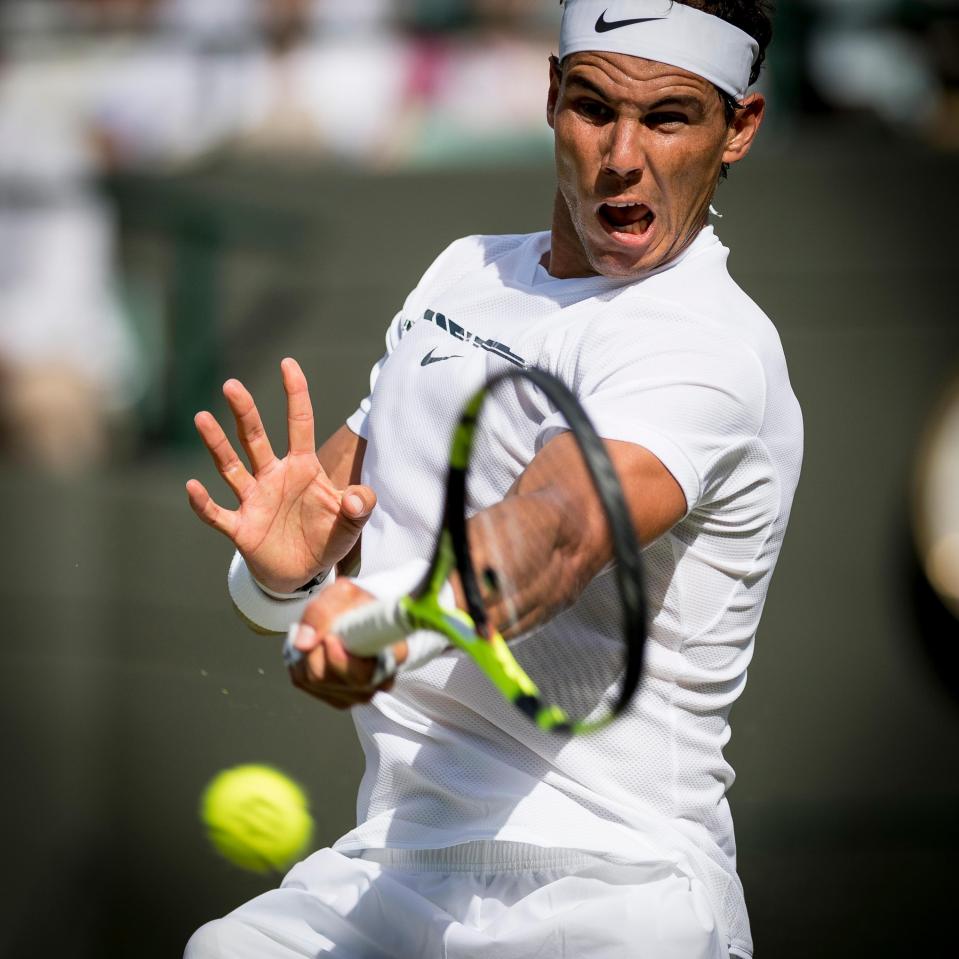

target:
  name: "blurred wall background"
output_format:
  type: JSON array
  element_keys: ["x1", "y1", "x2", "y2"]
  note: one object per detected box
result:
[{"x1": 0, "y1": 1, "x2": 957, "y2": 956}]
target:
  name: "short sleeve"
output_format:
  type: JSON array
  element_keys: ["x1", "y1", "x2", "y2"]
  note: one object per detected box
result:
[
  {"x1": 346, "y1": 309, "x2": 406, "y2": 440},
  {"x1": 539, "y1": 305, "x2": 767, "y2": 513}
]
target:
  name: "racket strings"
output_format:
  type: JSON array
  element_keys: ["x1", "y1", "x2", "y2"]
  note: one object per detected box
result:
[
  {"x1": 463, "y1": 382, "x2": 634, "y2": 728},
  {"x1": 511, "y1": 597, "x2": 629, "y2": 725}
]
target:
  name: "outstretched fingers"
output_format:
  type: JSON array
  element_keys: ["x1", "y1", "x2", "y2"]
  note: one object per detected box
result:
[
  {"x1": 185, "y1": 478, "x2": 240, "y2": 539},
  {"x1": 193, "y1": 411, "x2": 256, "y2": 502},
  {"x1": 281, "y1": 358, "x2": 316, "y2": 456},
  {"x1": 223, "y1": 378, "x2": 278, "y2": 474}
]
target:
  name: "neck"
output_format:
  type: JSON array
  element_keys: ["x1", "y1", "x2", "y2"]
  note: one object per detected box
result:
[{"x1": 544, "y1": 191, "x2": 598, "y2": 279}]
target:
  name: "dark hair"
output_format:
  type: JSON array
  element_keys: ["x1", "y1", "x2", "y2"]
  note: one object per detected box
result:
[
  {"x1": 674, "y1": 0, "x2": 774, "y2": 90},
  {"x1": 674, "y1": 0, "x2": 774, "y2": 176}
]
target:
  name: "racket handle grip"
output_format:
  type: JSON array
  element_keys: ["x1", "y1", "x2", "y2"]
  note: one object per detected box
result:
[
  {"x1": 335, "y1": 599, "x2": 408, "y2": 655},
  {"x1": 337, "y1": 601, "x2": 448, "y2": 682},
  {"x1": 282, "y1": 599, "x2": 403, "y2": 669},
  {"x1": 283, "y1": 599, "x2": 448, "y2": 684}
]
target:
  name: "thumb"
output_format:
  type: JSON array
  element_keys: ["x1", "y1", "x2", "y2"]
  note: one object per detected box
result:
[{"x1": 340, "y1": 485, "x2": 376, "y2": 527}]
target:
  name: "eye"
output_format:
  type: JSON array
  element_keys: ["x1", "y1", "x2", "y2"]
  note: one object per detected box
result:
[
  {"x1": 645, "y1": 112, "x2": 689, "y2": 130},
  {"x1": 576, "y1": 98, "x2": 613, "y2": 122}
]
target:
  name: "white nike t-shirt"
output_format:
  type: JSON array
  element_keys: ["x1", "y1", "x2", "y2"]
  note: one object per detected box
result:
[{"x1": 332, "y1": 227, "x2": 799, "y2": 959}]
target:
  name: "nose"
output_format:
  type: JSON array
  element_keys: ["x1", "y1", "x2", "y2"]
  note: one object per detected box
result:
[{"x1": 602, "y1": 118, "x2": 645, "y2": 181}]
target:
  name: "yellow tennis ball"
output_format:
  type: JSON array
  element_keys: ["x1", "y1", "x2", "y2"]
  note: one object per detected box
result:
[{"x1": 200, "y1": 764, "x2": 314, "y2": 874}]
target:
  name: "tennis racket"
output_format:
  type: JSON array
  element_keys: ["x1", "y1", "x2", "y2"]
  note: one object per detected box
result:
[{"x1": 284, "y1": 366, "x2": 647, "y2": 734}]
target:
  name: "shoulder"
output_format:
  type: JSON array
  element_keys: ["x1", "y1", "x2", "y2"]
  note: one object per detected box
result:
[
  {"x1": 582, "y1": 283, "x2": 768, "y2": 371},
  {"x1": 420, "y1": 232, "x2": 541, "y2": 281},
  {"x1": 626, "y1": 230, "x2": 788, "y2": 366},
  {"x1": 400, "y1": 232, "x2": 544, "y2": 321},
  {"x1": 577, "y1": 238, "x2": 790, "y2": 393},
  {"x1": 567, "y1": 291, "x2": 769, "y2": 439}
]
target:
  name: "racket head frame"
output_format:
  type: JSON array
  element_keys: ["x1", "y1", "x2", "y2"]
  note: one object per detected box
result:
[{"x1": 441, "y1": 365, "x2": 649, "y2": 733}]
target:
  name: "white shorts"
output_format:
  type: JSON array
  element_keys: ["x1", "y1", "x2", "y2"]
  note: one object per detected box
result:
[{"x1": 185, "y1": 841, "x2": 727, "y2": 959}]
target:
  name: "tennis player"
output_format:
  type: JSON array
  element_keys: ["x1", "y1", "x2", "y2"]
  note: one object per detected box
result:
[{"x1": 185, "y1": 1, "x2": 800, "y2": 956}]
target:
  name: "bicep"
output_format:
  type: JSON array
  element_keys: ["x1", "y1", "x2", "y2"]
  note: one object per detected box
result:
[
  {"x1": 604, "y1": 438, "x2": 687, "y2": 545},
  {"x1": 512, "y1": 432, "x2": 685, "y2": 556}
]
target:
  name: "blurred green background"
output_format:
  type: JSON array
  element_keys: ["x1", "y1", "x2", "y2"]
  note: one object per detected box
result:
[{"x1": 1, "y1": 1, "x2": 959, "y2": 957}]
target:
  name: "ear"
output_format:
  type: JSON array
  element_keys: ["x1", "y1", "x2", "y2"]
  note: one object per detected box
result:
[
  {"x1": 546, "y1": 55, "x2": 563, "y2": 130},
  {"x1": 722, "y1": 92, "x2": 765, "y2": 167}
]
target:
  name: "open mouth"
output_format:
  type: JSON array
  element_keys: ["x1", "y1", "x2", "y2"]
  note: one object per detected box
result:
[{"x1": 597, "y1": 201, "x2": 655, "y2": 237}]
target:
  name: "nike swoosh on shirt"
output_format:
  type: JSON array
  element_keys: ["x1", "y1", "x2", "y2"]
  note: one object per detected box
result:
[
  {"x1": 594, "y1": 11, "x2": 662, "y2": 33},
  {"x1": 421, "y1": 347, "x2": 462, "y2": 367}
]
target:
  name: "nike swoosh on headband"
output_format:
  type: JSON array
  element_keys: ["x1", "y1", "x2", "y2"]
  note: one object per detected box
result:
[{"x1": 594, "y1": 11, "x2": 664, "y2": 33}]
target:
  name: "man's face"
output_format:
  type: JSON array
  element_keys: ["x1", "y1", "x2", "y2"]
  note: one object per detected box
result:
[{"x1": 546, "y1": 51, "x2": 762, "y2": 279}]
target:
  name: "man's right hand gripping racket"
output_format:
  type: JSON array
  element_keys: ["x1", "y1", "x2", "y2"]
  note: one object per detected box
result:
[{"x1": 284, "y1": 367, "x2": 647, "y2": 735}]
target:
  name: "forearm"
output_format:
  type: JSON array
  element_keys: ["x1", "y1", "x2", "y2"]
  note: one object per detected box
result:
[
  {"x1": 466, "y1": 486, "x2": 609, "y2": 639},
  {"x1": 463, "y1": 432, "x2": 686, "y2": 639},
  {"x1": 318, "y1": 425, "x2": 366, "y2": 488}
]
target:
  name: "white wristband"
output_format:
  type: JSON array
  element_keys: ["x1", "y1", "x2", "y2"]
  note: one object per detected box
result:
[{"x1": 228, "y1": 551, "x2": 335, "y2": 635}]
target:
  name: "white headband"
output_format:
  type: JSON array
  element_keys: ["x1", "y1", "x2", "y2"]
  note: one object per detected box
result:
[{"x1": 559, "y1": 0, "x2": 759, "y2": 100}]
